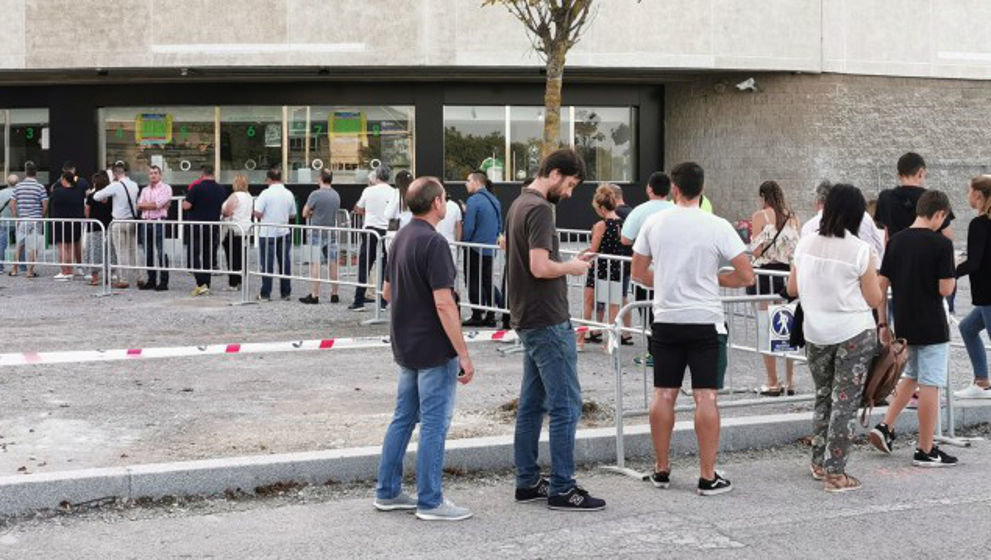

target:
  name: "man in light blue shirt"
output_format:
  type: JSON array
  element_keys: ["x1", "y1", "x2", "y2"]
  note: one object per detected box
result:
[
  {"x1": 621, "y1": 171, "x2": 674, "y2": 367},
  {"x1": 621, "y1": 172, "x2": 673, "y2": 246}
]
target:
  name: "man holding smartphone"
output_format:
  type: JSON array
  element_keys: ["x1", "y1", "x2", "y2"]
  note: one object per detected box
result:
[
  {"x1": 373, "y1": 176, "x2": 475, "y2": 522},
  {"x1": 506, "y1": 149, "x2": 605, "y2": 511}
]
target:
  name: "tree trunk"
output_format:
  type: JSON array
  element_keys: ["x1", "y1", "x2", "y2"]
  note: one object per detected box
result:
[{"x1": 542, "y1": 44, "x2": 567, "y2": 157}]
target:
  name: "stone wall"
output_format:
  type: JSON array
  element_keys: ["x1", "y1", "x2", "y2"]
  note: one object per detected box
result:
[{"x1": 665, "y1": 72, "x2": 991, "y2": 226}]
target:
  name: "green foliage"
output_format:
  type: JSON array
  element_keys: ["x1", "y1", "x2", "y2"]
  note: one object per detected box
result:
[{"x1": 444, "y1": 127, "x2": 505, "y2": 180}]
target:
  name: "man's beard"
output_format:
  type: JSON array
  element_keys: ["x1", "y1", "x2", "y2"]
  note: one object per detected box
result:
[{"x1": 547, "y1": 181, "x2": 566, "y2": 204}]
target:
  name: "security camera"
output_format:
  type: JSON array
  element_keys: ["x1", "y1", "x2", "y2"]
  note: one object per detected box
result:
[{"x1": 735, "y1": 78, "x2": 758, "y2": 92}]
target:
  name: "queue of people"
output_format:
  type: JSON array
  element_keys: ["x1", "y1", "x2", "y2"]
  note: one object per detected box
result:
[{"x1": 2, "y1": 148, "x2": 990, "y2": 518}]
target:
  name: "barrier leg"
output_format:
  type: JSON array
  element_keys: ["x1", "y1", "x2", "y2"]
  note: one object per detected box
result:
[
  {"x1": 600, "y1": 324, "x2": 649, "y2": 481},
  {"x1": 935, "y1": 340, "x2": 975, "y2": 448},
  {"x1": 361, "y1": 239, "x2": 387, "y2": 326}
]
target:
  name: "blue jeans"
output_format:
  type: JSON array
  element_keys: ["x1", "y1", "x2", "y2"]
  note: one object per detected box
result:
[
  {"x1": 960, "y1": 305, "x2": 991, "y2": 381},
  {"x1": 259, "y1": 235, "x2": 291, "y2": 298},
  {"x1": 0, "y1": 222, "x2": 8, "y2": 271},
  {"x1": 514, "y1": 320, "x2": 582, "y2": 495},
  {"x1": 143, "y1": 222, "x2": 169, "y2": 287},
  {"x1": 376, "y1": 357, "x2": 458, "y2": 509}
]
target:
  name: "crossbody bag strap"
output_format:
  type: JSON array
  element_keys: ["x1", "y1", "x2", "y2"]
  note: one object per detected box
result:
[
  {"x1": 480, "y1": 191, "x2": 502, "y2": 233},
  {"x1": 123, "y1": 182, "x2": 140, "y2": 219}
]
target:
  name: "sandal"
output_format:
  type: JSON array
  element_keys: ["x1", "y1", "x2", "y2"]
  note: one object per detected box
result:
[
  {"x1": 786, "y1": 387, "x2": 797, "y2": 396},
  {"x1": 25, "y1": 271, "x2": 37, "y2": 278},
  {"x1": 7, "y1": 270, "x2": 16, "y2": 277},
  {"x1": 584, "y1": 332, "x2": 603, "y2": 344},
  {"x1": 809, "y1": 464, "x2": 826, "y2": 481},
  {"x1": 621, "y1": 336, "x2": 634, "y2": 346},
  {"x1": 758, "y1": 385, "x2": 784, "y2": 397},
  {"x1": 824, "y1": 473, "x2": 862, "y2": 493}
]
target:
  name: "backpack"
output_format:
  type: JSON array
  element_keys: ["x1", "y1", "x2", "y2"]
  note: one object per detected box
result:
[{"x1": 859, "y1": 338, "x2": 908, "y2": 427}]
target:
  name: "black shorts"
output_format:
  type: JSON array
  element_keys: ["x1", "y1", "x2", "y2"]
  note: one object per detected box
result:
[
  {"x1": 651, "y1": 323, "x2": 720, "y2": 389},
  {"x1": 746, "y1": 263, "x2": 789, "y2": 296}
]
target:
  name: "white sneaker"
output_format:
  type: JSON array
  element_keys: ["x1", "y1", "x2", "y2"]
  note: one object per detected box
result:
[
  {"x1": 954, "y1": 384, "x2": 991, "y2": 399},
  {"x1": 415, "y1": 499, "x2": 473, "y2": 521},
  {"x1": 53, "y1": 273, "x2": 72, "y2": 281}
]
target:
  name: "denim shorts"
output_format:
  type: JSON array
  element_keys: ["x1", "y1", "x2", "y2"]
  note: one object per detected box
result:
[
  {"x1": 903, "y1": 343, "x2": 950, "y2": 387},
  {"x1": 308, "y1": 230, "x2": 339, "y2": 264}
]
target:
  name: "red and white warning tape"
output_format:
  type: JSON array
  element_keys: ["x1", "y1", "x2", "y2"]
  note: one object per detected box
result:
[{"x1": 0, "y1": 329, "x2": 522, "y2": 367}]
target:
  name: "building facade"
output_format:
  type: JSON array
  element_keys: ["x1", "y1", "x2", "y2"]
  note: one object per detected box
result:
[{"x1": 1, "y1": 0, "x2": 990, "y2": 226}]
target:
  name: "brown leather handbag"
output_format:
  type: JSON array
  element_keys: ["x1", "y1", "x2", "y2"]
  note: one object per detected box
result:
[{"x1": 859, "y1": 338, "x2": 908, "y2": 427}]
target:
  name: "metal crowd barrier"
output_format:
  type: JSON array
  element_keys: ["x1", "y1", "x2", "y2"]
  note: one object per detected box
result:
[
  {"x1": 449, "y1": 240, "x2": 509, "y2": 321},
  {"x1": 106, "y1": 219, "x2": 248, "y2": 298},
  {"x1": 245, "y1": 223, "x2": 386, "y2": 323},
  {"x1": 0, "y1": 217, "x2": 110, "y2": 295}
]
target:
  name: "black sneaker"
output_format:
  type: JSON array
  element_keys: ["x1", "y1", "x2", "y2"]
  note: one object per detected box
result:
[
  {"x1": 299, "y1": 294, "x2": 319, "y2": 304},
  {"x1": 547, "y1": 486, "x2": 606, "y2": 511},
  {"x1": 697, "y1": 473, "x2": 733, "y2": 496},
  {"x1": 869, "y1": 423, "x2": 896, "y2": 455},
  {"x1": 913, "y1": 445, "x2": 959, "y2": 468},
  {"x1": 648, "y1": 470, "x2": 670, "y2": 489},
  {"x1": 348, "y1": 302, "x2": 366, "y2": 312},
  {"x1": 514, "y1": 478, "x2": 549, "y2": 503},
  {"x1": 138, "y1": 282, "x2": 155, "y2": 291},
  {"x1": 330, "y1": 294, "x2": 340, "y2": 304}
]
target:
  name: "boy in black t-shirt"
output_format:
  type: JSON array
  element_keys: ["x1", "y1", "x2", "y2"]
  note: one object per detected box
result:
[{"x1": 870, "y1": 190, "x2": 959, "y2": 467}]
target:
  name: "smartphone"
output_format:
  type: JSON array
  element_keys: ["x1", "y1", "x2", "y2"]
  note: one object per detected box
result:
[{"x1": 458, "y1": 367, "x2": 467, "y2": 378}]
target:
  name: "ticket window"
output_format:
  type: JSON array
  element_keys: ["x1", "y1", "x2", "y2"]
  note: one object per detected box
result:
[
  {"x1": 5, "y1": 109, "x2": 50, "y2": 184},
  {"x1": 101, "y1": 107, "x2": 215, "y2": 186}
]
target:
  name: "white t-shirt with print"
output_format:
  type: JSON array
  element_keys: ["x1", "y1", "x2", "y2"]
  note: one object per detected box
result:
[
  {"x1": 793, "y1": 232, "x2": 876, "y2": 345},
  {"x1": 633, "y1": 205, "x2": 746, "y2": 326},
  {"x1": 356, "y1": 182, "x2": 395, "y2": 230}
]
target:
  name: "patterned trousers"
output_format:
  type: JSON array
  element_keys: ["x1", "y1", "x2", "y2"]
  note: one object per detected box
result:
[{"x1": 806, "y1": 329, "x2": 877, "y2": 475}]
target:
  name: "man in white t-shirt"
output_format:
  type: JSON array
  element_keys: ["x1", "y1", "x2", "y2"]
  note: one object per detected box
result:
[
  {"x1": 437, "y1": 197, "x2": 463, "y2": 262},
  {"x1": 800, "y1": 180, "x2": 884, "y2": 263},
  {"x1": 94, "y1": 162, "x2": 140, "y2": 288},
  {"x1": 253, "y1": 168, "x2": 298, "y2": 301},
  {"x1": 631, "y1": 162, "x2": 755, "y2": 497},
  {"x1": 350, "y1": 165, "x2": 394, "y2": 311}
]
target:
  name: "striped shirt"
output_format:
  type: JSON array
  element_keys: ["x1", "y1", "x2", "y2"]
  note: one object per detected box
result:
[
  {"x1": 12, "y1": 178, "x2": 48, "y2": 219},
  {"x1": 139, "y1": 181, "x2": 173, "y2": 220}
]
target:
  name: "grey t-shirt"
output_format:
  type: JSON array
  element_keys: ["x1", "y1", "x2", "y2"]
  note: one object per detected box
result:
[
  {"x1": 305, "y1": 187, "x2": 341, "y2": 227},
  {"x1": 505, "y1": 188, "x2": 569, "y2": 330}
]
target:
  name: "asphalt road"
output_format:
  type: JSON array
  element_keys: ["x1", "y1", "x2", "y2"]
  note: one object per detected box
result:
[{"x1": 1, "y1": 433, "x2": 988, "y2": 560}]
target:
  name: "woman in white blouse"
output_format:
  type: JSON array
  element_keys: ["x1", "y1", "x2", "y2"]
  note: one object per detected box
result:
[
  {"x1": 787, "y1": 184, "x2": 884, "y2": 493},
  {"x1": 221, "y1": 174, "x2": 254, "y2": 290}
]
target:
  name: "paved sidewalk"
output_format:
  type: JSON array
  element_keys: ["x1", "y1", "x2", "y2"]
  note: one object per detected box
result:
[{"x1": 1, "y1": 432, "x2": 988, "y2": 559}]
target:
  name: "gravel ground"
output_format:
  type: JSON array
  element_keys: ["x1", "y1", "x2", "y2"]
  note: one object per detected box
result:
[{"x1": 0, "y1": 267, "x2": 982, "y2": 476}]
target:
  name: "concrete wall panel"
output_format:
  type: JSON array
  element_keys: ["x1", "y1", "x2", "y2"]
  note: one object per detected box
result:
[
  {"x1": 0, "y1": 0, "x2": 26, "y2": 69},
  {"x1": 24, "y1": 0, "x2": 151, "y2": 68},
  {"x1": 6, "y1": 1, "x2": 991, "y2": 80}
]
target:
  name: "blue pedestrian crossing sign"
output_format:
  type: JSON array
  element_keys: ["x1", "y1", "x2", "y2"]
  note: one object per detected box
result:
[{"x1": 768, "y1": 304, "x2": 796, "y2": 353}]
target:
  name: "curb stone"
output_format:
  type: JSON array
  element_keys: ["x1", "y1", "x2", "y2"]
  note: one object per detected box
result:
[{"x1": 2, "y1": 401, "x2": 988, "y2": 517}]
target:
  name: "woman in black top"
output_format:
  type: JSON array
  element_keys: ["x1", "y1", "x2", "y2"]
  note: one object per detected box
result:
[
  {"x1": 580, "y1": 185, "x2": 633, "y2": 347},
  {"x1": 85, "y1": 172, "x2": 114, "y2": 286},
  {"x1": 49, "y1": 172, "x2": 86, "y2": 279},
  {"x1": 955, "y1": 176, "x2": 991, "y2": 398}
]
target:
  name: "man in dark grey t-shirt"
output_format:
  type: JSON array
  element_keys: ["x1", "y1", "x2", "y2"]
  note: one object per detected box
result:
[
  {"x1": 300, "y1": 169, "x2": 342, "y2": 304},
  {"x1": 374, "y1": 176, "x2": 475, "y2": 522},
  {"x1": 505, "y1": 148, "x2": 604, "y2": 512}
]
